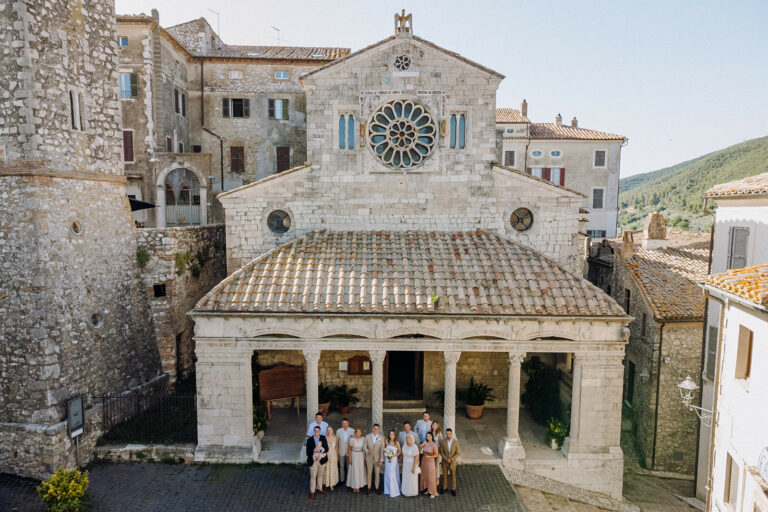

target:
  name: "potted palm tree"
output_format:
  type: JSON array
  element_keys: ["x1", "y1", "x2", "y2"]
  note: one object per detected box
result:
[
  {"x1": 318, "y1": 383, "x2": 333, "y2": 417},
  {"x1": 333, "y1": 384, "x2": 360, "y2": 414},
  {"x1": 462, "y1": 378, "x2": 496, "y2": 420}
]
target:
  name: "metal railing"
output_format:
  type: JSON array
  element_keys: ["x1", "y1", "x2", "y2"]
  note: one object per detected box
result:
[{"x1": 98, "y1": 393, "x2": 196, "y2": 444}]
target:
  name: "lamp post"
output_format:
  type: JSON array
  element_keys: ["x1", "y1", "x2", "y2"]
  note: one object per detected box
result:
[{"x1": 677, "y1": 376, "x2": 713, "y2": 426}]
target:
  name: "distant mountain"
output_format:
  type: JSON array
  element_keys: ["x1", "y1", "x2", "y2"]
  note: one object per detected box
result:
[{"x1": 618, "y1": 135, "x2": 768, "y2": 232}]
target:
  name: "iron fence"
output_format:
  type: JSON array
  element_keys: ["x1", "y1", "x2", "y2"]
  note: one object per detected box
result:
[{"x1": 97, "y1": 393, "x2": 197, "y2": 444}]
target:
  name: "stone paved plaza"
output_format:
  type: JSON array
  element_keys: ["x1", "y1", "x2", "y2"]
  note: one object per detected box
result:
[{"x1": 0, "y1": 463, "x2": 524, "y2": 512}]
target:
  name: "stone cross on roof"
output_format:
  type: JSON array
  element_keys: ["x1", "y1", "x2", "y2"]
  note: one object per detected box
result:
[{"x1": 395, "y1": 9, "x2": 413, "y2": 34}]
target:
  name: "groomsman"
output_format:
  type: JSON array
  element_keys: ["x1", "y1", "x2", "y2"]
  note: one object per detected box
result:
[
  {"x1": 306, "y1": 412, "x2": 329, "y2": 437},
  {"x1": 364, "y1": 423, "x2": 385, "y2": 494},
  {"x1": 415, "y1": 411, "x2": 432, "y2": 443},
  {"x1": 337, "y1": 418, "x2": 353, "y2": 484},
  {"x1": 306, "y1": 426, "x2": 329, "y2": 499},
  {"x1": 439, "y1": 428, "x2": 461, "y2": 496},
  {"x1": 398, "y1": 421, "x2": 413, "y2": 447}
]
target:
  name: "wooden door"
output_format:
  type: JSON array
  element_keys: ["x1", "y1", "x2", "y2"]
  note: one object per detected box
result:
[{"x1": 276, "y1": 146, "x2": 290, "y2": 173}]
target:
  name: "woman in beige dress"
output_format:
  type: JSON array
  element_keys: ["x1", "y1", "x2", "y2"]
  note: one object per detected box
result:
[
  {"x1": 419, "y1": 432, "x2": 439, "y2": 498},
  {"x1": 430, "y1": 422, "x2": 443, "y2": 487},
  {"x1": 346, "y1": 428, "x2": 366, "y2": 493},
  {"x1": 323, "y1": 426, "x2": 340, "y2": 491}
]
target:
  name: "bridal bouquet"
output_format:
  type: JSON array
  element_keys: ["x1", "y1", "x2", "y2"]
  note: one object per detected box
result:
[{"x1": 384, "y1": 445, "x2": 397, "y2": 461}]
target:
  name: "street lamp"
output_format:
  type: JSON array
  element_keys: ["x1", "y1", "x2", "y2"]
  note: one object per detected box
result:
[{"x1": 677, "y1": 376, "x2": 713, "y2": 426}]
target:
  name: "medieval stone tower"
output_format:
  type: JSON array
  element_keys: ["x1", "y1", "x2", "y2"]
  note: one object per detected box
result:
[{"x1": 0, "y1": 0, "x2": 162, "y2": 477}]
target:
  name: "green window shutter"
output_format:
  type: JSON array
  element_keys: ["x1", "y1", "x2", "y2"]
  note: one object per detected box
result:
[
  {"x1": 130, "y1": 73, "x2": 138, "y2": 98},
  {"x1": 222, "y1": 98, "x2": 230, "y2": 117},
  {"x1": 243, "y1": 98, "x2": 250, "y2": 118}
]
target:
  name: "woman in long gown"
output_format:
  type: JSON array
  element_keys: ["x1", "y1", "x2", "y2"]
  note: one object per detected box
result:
[
  {"x1": 430, "y1": 422, "x2": 443, "y2": 488},
  {"x1": 382, "y1": 430, "x2": 401, "y2": 497},
  {"x1": 419, "y1": 432, "x2": 439, "y2": 498},
  {"x1": 322, "y1": 426, "x2": 339, "y2": 491},
  {"x1": 401, "y1": 433, "x2": 420, "y2": 497},
  {"x1": 347, "y1": 428, "x2": 366, "y2": 493}
]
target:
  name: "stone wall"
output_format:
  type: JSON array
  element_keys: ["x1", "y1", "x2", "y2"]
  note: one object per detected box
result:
[{"x1": 137, "y1": 224, "x2": 226, "y2": 385}]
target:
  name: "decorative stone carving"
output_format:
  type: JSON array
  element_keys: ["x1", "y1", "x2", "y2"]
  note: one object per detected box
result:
[
  {"x1": 303, "y1": 350, "x2": 321, "y2": 425},
  {"x1": 500, "y1": 351, "x2": 526, "y2": 468},
  {"x1": 368, "y1": 99, "x2": 437, "y2": 170},
  {"x1": 443, "y1": 351, "x2": 461, "y2": 432},
  {"x1": 369, "y1": 350, "x2": 386, "y2": 426}
]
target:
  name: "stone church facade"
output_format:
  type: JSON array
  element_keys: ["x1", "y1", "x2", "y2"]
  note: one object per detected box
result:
[{"x1": 192, "y1": 16, "x2": 632, "y2": 499}]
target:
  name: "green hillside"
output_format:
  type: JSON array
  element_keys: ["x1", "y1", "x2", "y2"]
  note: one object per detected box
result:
[{"x1": 619, "y1": 135, "x2": 768, "y2": 232}]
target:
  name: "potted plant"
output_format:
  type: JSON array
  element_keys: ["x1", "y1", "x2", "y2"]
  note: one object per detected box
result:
[
  {"x1": 333, "y1": 384, "x2": 359, "y2": 414},
  {"x1": 546, "y1": 417, "x2": 569, "y2": 449},
  {"x1": 318, "y1": 383, "x2": 333, "y2": 417},
  {"x1": 253, "y1": 408, "x2": 268, "y2": 439},
  {"x1": 461, "y1": 378, "x2": 496, "y2": 420}
]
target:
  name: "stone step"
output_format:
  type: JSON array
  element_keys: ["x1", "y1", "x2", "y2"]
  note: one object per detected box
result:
[{"x1": 382, "y1": 400, "x2": 426, "y2": 412}]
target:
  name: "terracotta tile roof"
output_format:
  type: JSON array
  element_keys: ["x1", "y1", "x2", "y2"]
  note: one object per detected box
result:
[
  {"x1": 205, "y1": 45, "x2": 350, "y2": 61},
  {"x1": 705, "y1": 263, "x2": 768, "y2": 307},
  {"x1": 530, "y1": 123, "x2": 625, "y2": 141},
  {"x1": 610, "y1": 231, "x2": 710, "y2": 250},
  {"x1": 619, "y1": 239, "x2": 710, "y2": 321},
  {"x1": 196, "y1": 230, "x2": 625, "y2": 317},
  {"x1": 705, "y1": 172, "x2": 768, "y2": 198},
  {"x1": 496, "y1": 108, "x2": 530, "y2": 123}
]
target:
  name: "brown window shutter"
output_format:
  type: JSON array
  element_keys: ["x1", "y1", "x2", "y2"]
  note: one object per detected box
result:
[
  {"x1": 243, "y1": 98, "x2": 250, "y2": 118},
  {"x1": 166, "y1": 137, "x2": 172, "y2": 152},
  {"x1": 268, "y1": 99, "x2": 275, "y2": 118},
  {"x1": 130, "y1": 73, "x2": 138, "y2": 98},
  {"x1": 181, "y1": 93, "x2": 186, "y2": 116},
  {"x1": 559, "y1": 168, "x2": 565, "y2": 186},
  {"x1": 174, "y1": 89, "x2": 179, "y2": 113},
  {"x1": 282, "y1": 99, "x2": 289, "y2": 120},
  {"x1": 526, "y1": 167, "x2": 531, "y2": 175},
  {"x1": 230, "y1": 146, "x2": 245, "y2": 172},
  {"x1": 222, "y1": 98, "x2": 230, "y2": 117},
  {"x1": 122, "y1": 130, "x2": 134, "y2": 162},
  {"x1": 543, "y1": 168, "x2": 551, "y2": 181}
]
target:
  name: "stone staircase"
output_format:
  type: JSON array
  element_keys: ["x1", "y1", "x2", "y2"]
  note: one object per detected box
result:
[
  {"x1": 382, "y1": 399, "x2": 426, "y2": 413},
  {"x1": 517, "y1": 486, "x2": 614, "y2": 512}
]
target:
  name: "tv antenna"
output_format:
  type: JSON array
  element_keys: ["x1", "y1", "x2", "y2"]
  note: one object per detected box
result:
[
  {"x1": 207, "y1": 8, "x2": 220, "y2": 37},
  {"x1": 270, "y1": 25, "x2": 286, "y2": 45}
]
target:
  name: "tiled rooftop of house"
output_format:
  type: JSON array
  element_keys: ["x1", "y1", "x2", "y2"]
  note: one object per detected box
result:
[
  {"x1": 618, "y1": 235, "x2": 710, "y2": 321},
  {"x1": 705, "y1": 262, "x2": 768, "y2": 307},
  {"x1": 705, "y1": 172, "x2": 768, "y2": 198},
  {"x1": 496, "y1": 108, "x2": 530, "y2": 123},
  {"x1": 196, "y1": 230, "x2": 626, "y2": 317},
  {"x1": 529, "y1": 123, "x2": 625, "y2": 141}
]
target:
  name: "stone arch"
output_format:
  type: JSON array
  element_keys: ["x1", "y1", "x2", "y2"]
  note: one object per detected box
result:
[{"x1": 156, "y1": 163, "x2": 208, "y2": 227}]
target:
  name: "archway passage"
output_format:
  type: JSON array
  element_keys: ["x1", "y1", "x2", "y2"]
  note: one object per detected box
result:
[
  {"x1": 164, "y1": 168, "x2": 201, "y2": 226},
  {"x1": 385, "y1": 351, "x2": 423, "y2": 400}
]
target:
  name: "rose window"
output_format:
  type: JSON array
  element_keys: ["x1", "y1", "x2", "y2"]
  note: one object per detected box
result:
[
  {"x1": 394, "y1": 55, "x2": 410, "y2": 71},
  {"x1": 368, "y1": 99, "x2": 437, "y2": 169}
]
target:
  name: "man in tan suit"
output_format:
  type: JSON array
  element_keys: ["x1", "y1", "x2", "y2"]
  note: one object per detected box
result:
[
  {"x1": 337, "y1": 418, "x2": 353, "y2": 484},
  {"x1": 439, "y1": 428, "x2": 461, "y2": 496},
  {"x1": 364, "y1": 423, "x2": 385, "y2": 494}
]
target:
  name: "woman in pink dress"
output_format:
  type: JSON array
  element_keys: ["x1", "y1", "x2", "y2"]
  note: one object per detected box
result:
[{"x1": 419, "y1": 432, "x2": 439, "y2": 498}]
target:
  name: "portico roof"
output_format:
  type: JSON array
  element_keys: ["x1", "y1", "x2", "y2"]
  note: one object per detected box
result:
[{"x1": 195, "y1": 230, "x2": 625, "y2": 317}]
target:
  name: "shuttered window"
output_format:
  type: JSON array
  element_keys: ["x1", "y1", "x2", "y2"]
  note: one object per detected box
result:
[
  {"x1": 504, "y1": 150, "x2": 515, "y2": 167},
  {"x1": 230, "y1": 146, "x2": 245, "y2": 172},
  {"x1": 268, "y1": 99, "x2": 289, "y2": 120},
  {"x1": 181, "y1": 93, "x2": 186, "y2": 116},
  {"x1": 592, "y1": 188, "x2": 605, "y2": 209},
  {"x1": 727, "y1": 227, "x2": 749, "y2": 269},
  {"x1": 120, "y1": 73, "x2": 138, "y2": 99},
  {"x1": 594, "y1": 150, "x2": 606, "y2": 167},
  {"x1": 166, "y1": 137, "x2": 173, "y2": 152},
  {"x1": 174, "y1": 89, "x2": 180, "y2": 113},
  {"x1": 122, "y1": 130, "x2": 134, "y2": 162},
  {"x1": 222, "y1": 98, "x2": 250, "y2": 118},
  {"x1": 705, "y1": 325, "x2": 718, "y2": 380}
]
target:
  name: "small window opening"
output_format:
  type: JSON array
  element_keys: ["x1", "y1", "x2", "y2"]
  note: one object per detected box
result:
[{"x1": 153, "y1": 284, "x2": 167, "y2": 297}]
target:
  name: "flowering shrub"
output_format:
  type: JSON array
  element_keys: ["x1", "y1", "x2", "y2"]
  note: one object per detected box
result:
[{"x1": 37, "y1": 468, "x2": 91, "y2": 512}]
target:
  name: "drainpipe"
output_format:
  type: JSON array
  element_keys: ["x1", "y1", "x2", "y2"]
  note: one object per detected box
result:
[
  {"x1": 199, "y1": 59, "x2": 224, "y2": 190},
  {"x1": 650, "y1": 321, "x2": 664, "y2": 470},
  {"x1": 702, "y1": 291, "x2": 726, "y2": 512}
]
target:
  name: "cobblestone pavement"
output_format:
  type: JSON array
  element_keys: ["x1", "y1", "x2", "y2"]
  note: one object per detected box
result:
[{"x1": 1, "y1": 463, "x2": 525, "y2": 512}]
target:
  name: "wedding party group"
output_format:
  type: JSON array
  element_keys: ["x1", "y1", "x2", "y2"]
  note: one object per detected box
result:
[{"x1": 304, "y1": 411, "x2": 461, "y2": 500}]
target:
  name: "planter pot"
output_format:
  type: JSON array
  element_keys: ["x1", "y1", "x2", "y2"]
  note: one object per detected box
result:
[
  {"x1": 465, "y1": 404, "x2": 484, "y2": 420},
  {"x1": 549, "y1": 438, "x2": 559, "y2": 450},
  {"x1": 256, "y1": 430, "x2": 265, "y2": 440},
  {"x1": 318, "y1": 402, "x2": 331, "y2": 417},
  {"x1": 340, "y1": 405, "x2": 350, "y2": 414}
]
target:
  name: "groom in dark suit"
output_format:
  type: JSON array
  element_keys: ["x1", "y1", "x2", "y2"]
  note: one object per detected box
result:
[{"x1": 306, "y1": 426, "x2": 329, "y2": 499}]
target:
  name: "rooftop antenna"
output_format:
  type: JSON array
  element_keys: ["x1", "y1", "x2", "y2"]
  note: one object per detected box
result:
[
  {"x1": 270, "y1": 25, "x2": 284, "y2": 46},
  {"x1": 207, "y1": 8, "x2": 220, "y2": 37}
]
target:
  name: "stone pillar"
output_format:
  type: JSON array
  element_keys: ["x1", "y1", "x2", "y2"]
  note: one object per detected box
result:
[
  {"x1": 303, "y1": 350, "x2": 321, "y2": 426},
  {"x1": 194, "y1": 343, "x2": 257, "y2": 463},
  {"x1": 369, "y1": 350, "x2": 386, "y2": 427},
  {"x1": 443, "y1": 351, "x2": 461, "y2": 433},
  {"x1": 499, "y1": 351, "x2": 526, "y2": 468},
  {"x1": 156, "y1": 182, "x2": 166, "y2": 228}
]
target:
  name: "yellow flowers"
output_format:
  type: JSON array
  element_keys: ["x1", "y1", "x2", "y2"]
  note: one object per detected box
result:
[{"x1": 37, "y1": 468, "x2": 90, "y2": 511}]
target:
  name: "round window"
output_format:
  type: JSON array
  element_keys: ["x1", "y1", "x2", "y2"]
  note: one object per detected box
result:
[
  {"x1": 267, "y1": 210, "x2": 291, "y2": 234},
  {"x1": 510, "y1": 208, "x2": 534, "y2": 232},
  {"x1": 394, "y1": 55, "x2": 411, "y2": 71},
  {"x1": 368, "y1": 99, "x2": 437, "y2": 170},
  {"x1": 551, "y1": 150, "x2": 562, "y2": 157},
  {"x1": 531, "y1": 150, "x2": 543, "y2": 158}
]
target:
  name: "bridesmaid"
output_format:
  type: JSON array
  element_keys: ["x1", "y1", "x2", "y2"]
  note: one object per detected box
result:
[
  {"x1": 430, "y1": 422, "x2": 443, "y2": 488},
  {"x1": 419, "y1": 432, "x2": 439, "y2": 498},
  {"x1": 346, "y1": 428, "x2": 366, "y2": 493},
  {"x1": 400, "y1": 433, "x2": 420, "y2": 497},
  {"x1": 323, "y1": 426, "x2": 340, "y2": 491}
]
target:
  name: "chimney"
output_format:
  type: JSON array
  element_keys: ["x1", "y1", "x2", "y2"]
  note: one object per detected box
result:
[
  {"x1": 555, "y1": 113, "x2": 562, "y2": 126},
  {"x1": 622, "y1": 231, "x2": 634, "y2": 259},
  {"x1": 642, "y1": 212, "x2": 668, "y2": 250},
  {"x1": 571, "y1": 117, "x2": 578, "y2": 128},
  {"x1": 521, "y1": 99, "x2": 528, "y2": 117},
  {"x1": 151, "y1": 8, "x2": 159, "y2": 23}
]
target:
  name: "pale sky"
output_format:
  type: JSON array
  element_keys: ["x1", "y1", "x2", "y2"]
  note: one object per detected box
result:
[{"x1": 115, "y1": 0, "x2": 768, "y2": 178}]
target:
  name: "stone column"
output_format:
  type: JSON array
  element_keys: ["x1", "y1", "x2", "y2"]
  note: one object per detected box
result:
[
  {"x1": 156, "y1": 183, "x2": 166, "y2": 227},
  {"x1": 499, "y1": 351, "x2": 526, "y2": 468},
  {"x1": 443, "y1": 351, "x2": 461, "y2": 433},
  {"x1": 369, "y1": 350, "x2": 386, "y2": 427},
  {"x1": 199, "y1": 187, "x2": 208, "y2": 225},
  {"x1": 303, "y1": 349, "x2": 321, "y2": 426}
]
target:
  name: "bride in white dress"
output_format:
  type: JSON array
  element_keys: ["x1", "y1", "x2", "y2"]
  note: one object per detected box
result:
[
  {"x1": 400, "y1": 433, "x2": 419, "y2": 497},
  {"x1": 383, "y1": 430, "x2": 401, "y2": 497}
]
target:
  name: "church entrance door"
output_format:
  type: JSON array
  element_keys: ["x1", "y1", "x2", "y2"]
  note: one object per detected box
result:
[{"x1": 384, "y1": 351, "x2": 423, "y2": 400}]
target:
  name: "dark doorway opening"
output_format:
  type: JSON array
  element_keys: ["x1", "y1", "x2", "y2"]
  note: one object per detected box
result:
[
  {"x1": 276, "y1": 146, "x2": 290, "y2": 173},
  {"x1": 385, "y1": 351, "x2": 423, "y2": 400}
]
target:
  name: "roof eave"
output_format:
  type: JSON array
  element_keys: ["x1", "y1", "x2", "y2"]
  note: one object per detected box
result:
[{"x1": 700, "y1": 282, "x2": 768, "y2": 314}]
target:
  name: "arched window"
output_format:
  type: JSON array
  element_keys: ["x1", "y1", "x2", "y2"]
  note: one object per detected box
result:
[
  {"x1": 164, "y1": 169, "x2": 200, "y2": 226},
  {"x1": 449, "y1": 114, "x2": 457, "y2": 149},
  {"x1": 347, "y1": 115, "x2": 355, "y2": 149},
  {"x1": 338, "y1": 115, "x2": 346, "y2": 149},
  {"x1": 458, "y1": 114, "x2": 466, "y2": 149},
  {"x1": 340, "y1": 114, "x2": 355, "y2": 150}
]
